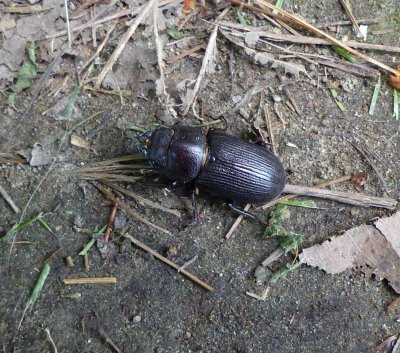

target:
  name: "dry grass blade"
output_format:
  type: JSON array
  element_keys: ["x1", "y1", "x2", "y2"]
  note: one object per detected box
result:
[
  {"x1": 72, "y1": 154, "x2": 150, "y2": 183},
  {"x1": 0, "y1": 185, "x2": 20, "y2": 213},
  {"x1": 95, "y1": 0, "x2": 156, "y2": 88},
  {"x1": 283, "y1": 184, "x2": 397, "y2": 209},
  {"x1": 251, "y1": 0, "x2": 400, "y2": 77},
  {"x1": 182, "y1": 25, "x2": 219, "y2": 116},
  {"x1": 219, "y1": 21, "x2": 400, "y2": 54},
  {"x1": 106, "y1": 183, "x2": 181, "y2": 217},
  {"x1": 124, "y1": 233, "x2": 213, "y2": 291},
  {"x1": 97, "y1": 185, "x2": 172, "y2": 235},
  {"x1": 338, "y1": 0, "x2": 362, "y2": 37}
]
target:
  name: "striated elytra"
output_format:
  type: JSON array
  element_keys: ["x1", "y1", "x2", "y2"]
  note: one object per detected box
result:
[{"x1": 139, "y1": 125, "x2": 286, "y2": 204}]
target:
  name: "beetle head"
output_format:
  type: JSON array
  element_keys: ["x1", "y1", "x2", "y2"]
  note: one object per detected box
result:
[{"x1": 138, "y1": 127, "x2": 174, "y2": 167}]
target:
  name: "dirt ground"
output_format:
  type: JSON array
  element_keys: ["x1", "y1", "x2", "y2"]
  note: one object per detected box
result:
[{"x1": 1, "y1": 0, "x2": 400, "y2": 352}]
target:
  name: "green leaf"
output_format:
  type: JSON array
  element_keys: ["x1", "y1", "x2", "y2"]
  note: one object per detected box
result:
[
  {"x1": 332, "y1": 45, "x2": 356, "y2": 63},
  {"x1": 330, "y1": 89, "x2": 346, "y2": 111},
  {"x1": 236, "y1": 9, "x2": 249, "y2": 25},
  {"x1": 167, "y1": 24, "x2": 184, "y2": 40},
  {"x1": 270, "y1": 261, "x2": 301, "y2": 283},
  {"x1": 263, "y1": 205, "x2": 304, "y2": 253},
  {"x1": 7, "y1": 42, "x2": 38, "y2": 108}
]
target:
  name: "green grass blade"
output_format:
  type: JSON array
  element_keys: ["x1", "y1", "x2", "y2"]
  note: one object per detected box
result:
[
  {"x1": 369, "y1": 76, "x2": 381, "y2": 115},
  {"x1": 79, "y1": 238, "x2": 96, "y2": 256},
  {"x1": 394, "y1": 88, "x2": 399, "y2": 121},
  {"x1": 27, "y1": 263, "x2": 50, "y2": 307}
]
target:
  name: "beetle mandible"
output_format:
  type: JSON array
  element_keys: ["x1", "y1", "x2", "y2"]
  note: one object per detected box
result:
[{"x1": 139, "y1": 125, "x2": 286, "y2": 205}]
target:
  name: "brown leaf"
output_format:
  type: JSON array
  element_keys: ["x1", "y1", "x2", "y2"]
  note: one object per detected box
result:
[
  {"x1": 300, "y1": 212, "x2": 400, "y2": 293},
  {"x1": 389, "y1": 67, "x2": 400, "y2": 90},
  {"x1": 375, "y1": 211, "x2": 400, "y2": 255}
]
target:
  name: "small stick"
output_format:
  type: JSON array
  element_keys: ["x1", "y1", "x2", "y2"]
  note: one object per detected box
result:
[
  {"x1": 338, "y1": 0, "x2": 363, "y2": 38},
  {"x1": 45, "y1": 8, "x2": 133, "y2": 39},
  {"x1": 251, "y1": 0, "x2": 400, "y2": 76},
  {"x1": 165, "y1": 43, "x2": 207, "y2": 64},
  {"x1": 124, "y1": 233, "x2": 213, "y2": 291},
  {"x1": 84, "y1": 253, "x2": 90, "y2": 272},
  {"x1": 277, "y1": 72, "x2": 302, "y2": 116},
  {"x1": 80, "y1": 22, "x2": 117, "y2": 74},
  {"x1": 262, "y1": 247, "x2": 284, "y2": 266},
  {"x1": 178, "y1": 255, "x2": 198, "y2": 272},
  {"x1": 95, "y1": 0, "x2": 156, "y2": 88},
  {"x1": 104, "y1": 203, "x2": 118, "y2": 241},
  {"x1": 225, "y1": 203, "x2": 251, "y2": 239},
  {"x1": 153, "y1": 0, "x2": 166, "y2": 97},
  {"x1": 66, "y1": 256, "x2": 74, "y2": 267},
  {"x1": 220, "y1": 17, "x2": 400, "y2": 54},
  {"x1": 63, "y1": 277, "x2": 117, "y2": 284},
  {"x1": 96, "y1": 185, "x2": 172, "y2": 235},
  {"x1": 0, "y1": 185, "x2": 20, "y2": 213},
  {"x1": 263, "y1": 105, "x2": 276, "y2": 154},
  {"x1": 258, "y1": 174, "x2": 352, "y2": 210},
  {"x1": 317, "y1": 18, "x2": 378, "y2": 28},
  {"x1": 44, "y1": 328, "x2": 59, "y2": 353},
  {"x1": 282, "y1": 184, "x2": 397, "y2": 209},
  {"x1": 182, "y1": 24, "x2": 218, "y2": 116},
  {"x1": 64, "y1": 0, "x2": 72, "y2": 48},
  {"x1": 99, "y1": 327, "x2": 123, "y2": 353},
  {"x1": 351, "y1": 142, "x2": 388, "y2": 193},
  {"x1": 246, "y1": 286, "x2": 271, "y2": 301}
]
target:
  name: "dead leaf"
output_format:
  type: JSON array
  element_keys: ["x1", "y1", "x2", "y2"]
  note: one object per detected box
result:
[
  {"x1": 300, "y1": 212, "x2": 400, "y2": 293},
  {"x1": 71, "y1": 134, "x2": 90, "y2": 149},
  {"x1": 351, "y1": 172, "x2": 367, "y2": 185},
  {"x1": 375, "y1": 212, "x2": 400, "y2": 255}
]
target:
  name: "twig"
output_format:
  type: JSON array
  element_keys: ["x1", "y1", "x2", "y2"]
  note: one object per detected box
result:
[
  {"x1": 263, "y1": 105, "x2": 276, "y2": 154},
  {"x1": 219, "y1": 21, "x2": 400, "y2": 54},
  {"x1": 45, "y1": 5, "x2": 132, "y2": 39},
  {"x1": 95, "y1": 0, "x2": 156, "y2": 88},
  {"x1": 64, "y1": 0, "x2": 72, "y2": 48},
  {"x1": 104, "y1": 203, "x2": 117, "y2": 241},
  {"x1": 0, "y1": 185, "x2": 20, "y2": 213},
  {"x1": 79, "y1": 21, "x2": 117, "y2": 74},
  {"x1": 153, "y1": 0, "x2": 166, "y2": 97},
  {"x1": 106, "y1": 183, "x2": 181, "y2": 217},
  {"x1": 317, "y1": 18, "x2": 378, "y2": 28},
  {"x1": 276, "y1": 72, "x2": 302, "y2": 116},
  {"x1": 63, "y1": 277, "x2": 117, "y2": 284},
  {"x1": 124, "y1": 233, "x2": 213, "y2": 291},
  {"x1": 282, "y1": 184, "x2": 397, "y2": 209},
  {"x1": 258, "y1": 174, "x2": 352, "y2": 210},
  {"x1": 262, "y1": 247, "x2": 284, "y2": 266},
  {"x1": 246, "y1": 286, "x2": 271, "y2": 301},
  {"x1": 178, "y1": 255, "x2": 198, "y2": 272},
  {"x1": 99, "y1": 327, "x2": 123, "y2": 353},
  {"x1": 165, "y1": 43, "x2": 207, "y2": 64},
  {"x1": 96, "y1": 185, "x2": 172, "y2": 235},
  {"x1": 351, "y1": 142, "x2": 388, "y2": 193},
  {"x1": 250, "y1": 0, "x2": 400, "y2": 76},
  {"x1": 338, "y1": 0, "x2": 362, "y2": 38},
  {"x1": 44, "y1": 328, "x2": 59, "y2": 353},
  {"x1": 225, "y1": 203, "x2": 251, "y2": 239},
  {"x1": 182, "y1": 25, "x2": 219, "y2": 116}
]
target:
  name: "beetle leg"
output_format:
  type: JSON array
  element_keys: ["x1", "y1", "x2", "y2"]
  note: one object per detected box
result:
[{"x1": 228, "y1": 203, "x2": 266, "y2": 225}]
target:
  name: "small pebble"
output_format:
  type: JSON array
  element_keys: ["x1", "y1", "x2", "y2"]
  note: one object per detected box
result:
[
  {"x1": 273, "y1": 95, "x2": 282, "y2": 103},
  {"x1": 133, "y1": 315, "x2": 142, "y2": 323}
]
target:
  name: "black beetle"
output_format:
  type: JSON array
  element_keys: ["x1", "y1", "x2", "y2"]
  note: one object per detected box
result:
[{"x1": 139, "y1": 125, "x2": 286, "y2": 204}]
